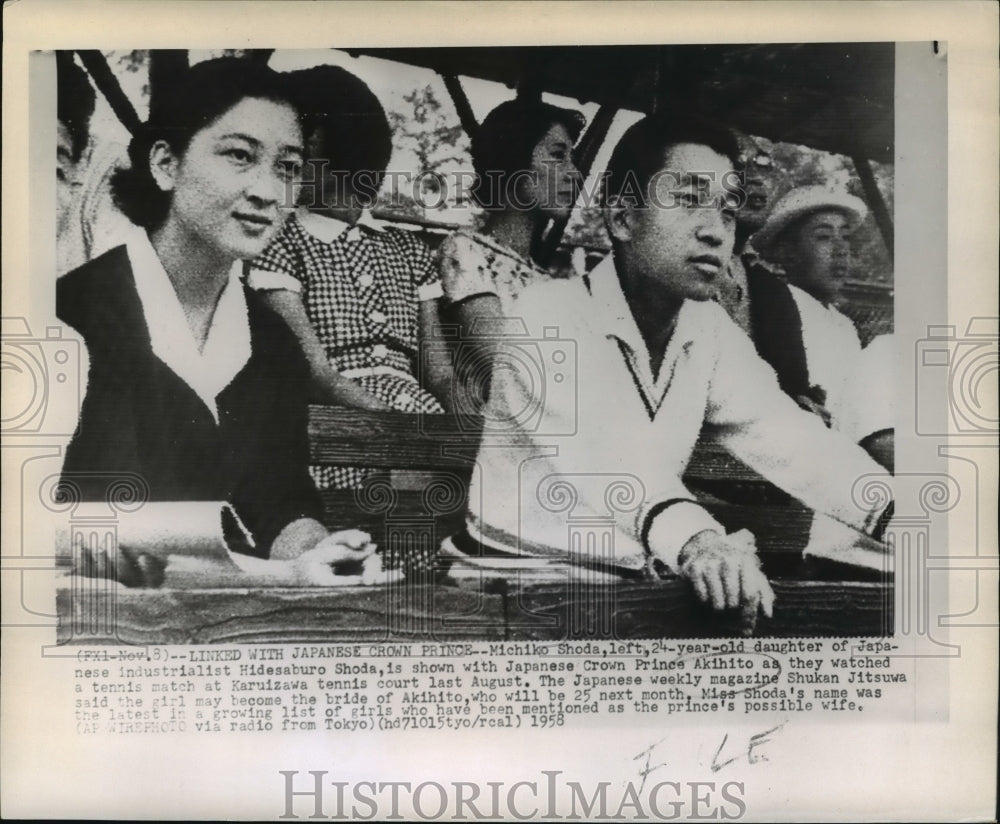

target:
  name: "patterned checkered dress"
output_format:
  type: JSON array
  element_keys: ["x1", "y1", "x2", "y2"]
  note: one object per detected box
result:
[{"x1": 250, "y1": 211, "x2": 445, "y2": 489}]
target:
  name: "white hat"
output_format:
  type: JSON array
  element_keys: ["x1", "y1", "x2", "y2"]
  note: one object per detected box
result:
[{"x1": 754, "y1": 185, "x2": 868, "y2": 255}]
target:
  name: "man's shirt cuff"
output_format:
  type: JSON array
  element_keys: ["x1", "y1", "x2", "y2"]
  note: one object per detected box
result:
[{"x1": 639, "y1": 499, "x2": 724, "y2": 572}]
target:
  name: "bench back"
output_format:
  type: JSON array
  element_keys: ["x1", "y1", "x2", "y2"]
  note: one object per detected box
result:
[{"x1": 307, "y1": 405, "x2": 814, "y2": 570}]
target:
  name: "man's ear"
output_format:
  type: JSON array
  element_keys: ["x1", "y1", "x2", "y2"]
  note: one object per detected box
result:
[
  {"x1": 148, "y1": 140, "x2": 179, "y2": 193},
  {"x1": 603, "y1": 196, "x2": 634, "y2": 244}
]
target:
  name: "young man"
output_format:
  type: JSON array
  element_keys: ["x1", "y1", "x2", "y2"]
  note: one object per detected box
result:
[
  {"x1": 751, "y1": 185, "x2": 869, "y2": 431},
  {"x1": 444, "y1": 115, "x2": 890, "y2": 619}
]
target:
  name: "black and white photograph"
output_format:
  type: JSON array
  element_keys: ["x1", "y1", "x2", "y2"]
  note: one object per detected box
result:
[
  {"x1": 47, "y1": 42, "x2": 898, "y2": 641},
  {"x1": 2, "y1": 2, "x2": 996, "y2": 821}
]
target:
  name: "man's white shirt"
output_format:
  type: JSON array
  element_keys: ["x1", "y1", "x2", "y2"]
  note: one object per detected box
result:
[{"x1": 464, "y1": 254, "x2": 887, "y2": 572}]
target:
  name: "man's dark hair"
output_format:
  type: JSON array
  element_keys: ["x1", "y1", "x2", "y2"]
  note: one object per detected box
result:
[
  {"x1": 603, "y1": 113, "x2": 740, "y2": 208},
  {"x1": 470, "y1": 98, "x2": 585, "y2": 209},
  {"x1": 284, "y1": 65, "x2": 393, "y2": 187},
  {"x1": 110, "y1": 57, "x2": 296, "y2": 230},
  {"x1": 56, "y1": 52, "x2": 96, "y2": 162}
]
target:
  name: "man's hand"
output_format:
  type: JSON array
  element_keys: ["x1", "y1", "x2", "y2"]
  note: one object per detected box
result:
[{"x1": 678, "y1": 529, "x2": 775, "y2": 632}]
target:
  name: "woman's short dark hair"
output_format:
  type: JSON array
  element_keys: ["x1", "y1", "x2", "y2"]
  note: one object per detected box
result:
[
  {"x1": 284, "y1": 65, "x2": 392, "y2": 185},
  {"x1": 470, "y1": 98, "x2": 586, "y2": 209},
  {"x1": 56, "y1": 53, "x2": 96, "y2": 162},
  {"x1": 603, "y1": 113, "x2": 740, "y2": 208},
  {"x1": 111, "y1": 57, "x2": 297, "y2": 230}
]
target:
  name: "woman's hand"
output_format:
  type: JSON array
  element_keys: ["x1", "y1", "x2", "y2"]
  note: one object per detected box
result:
[
  {"x1": 236, "y1": 525, "x2": 401, "y2": 586},
  {"x1": 289, "y1": 530, "x2": 401, "y2": 586},
  {"x1": 76, "y1": 544, "x2": 166, "y2": 588}
]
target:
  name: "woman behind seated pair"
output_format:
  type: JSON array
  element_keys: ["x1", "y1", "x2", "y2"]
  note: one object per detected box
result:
[
  {"x1": 57, "y1": 58, "x2": 385, "y2": 585},
  {"x1": 248, "y1": 65, "x2": 453, "y2": 489},
  {"x1": 438, "y1": 98, "x2": 585, "y2": 409}
]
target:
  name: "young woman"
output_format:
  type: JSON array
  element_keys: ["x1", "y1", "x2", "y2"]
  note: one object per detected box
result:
[
  {"x1": 57, "y1": 58, "x2": 384, "y2": 585},
  {"x1": 248, "y1": 65, "x2": 453, "y2": 489},
  {"x1": 437, "y1": 98, "x2": 585, "y2": 410}
]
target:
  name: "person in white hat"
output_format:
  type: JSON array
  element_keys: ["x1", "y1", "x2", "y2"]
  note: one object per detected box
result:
[
  {"x1": 749, "y1": 184, "x2": 868, "y2": 431},
  {"x1": 755, "y1": 185, "x2": 868, "y2": 305},
  {"x1": 751, "y1": 185, "x2": 885, "y2": 569}
]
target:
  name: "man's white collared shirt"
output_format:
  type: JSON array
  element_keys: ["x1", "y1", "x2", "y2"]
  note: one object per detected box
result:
[{"x1": 466, "y1": 255, "x2": 885, "y2": 571}]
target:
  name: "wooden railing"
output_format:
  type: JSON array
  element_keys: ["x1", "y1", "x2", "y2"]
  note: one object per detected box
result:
[
  {"x1": 308, "y1": 405, "x2": 817, "y2": 573},
  {"x1": 55, "y1": 406, "x2": 892, "y2": 644}
]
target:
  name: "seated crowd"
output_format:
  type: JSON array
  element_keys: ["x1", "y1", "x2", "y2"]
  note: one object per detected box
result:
[{"x1": 56, "y1": 56, "x2": 894, "y2": 618}]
